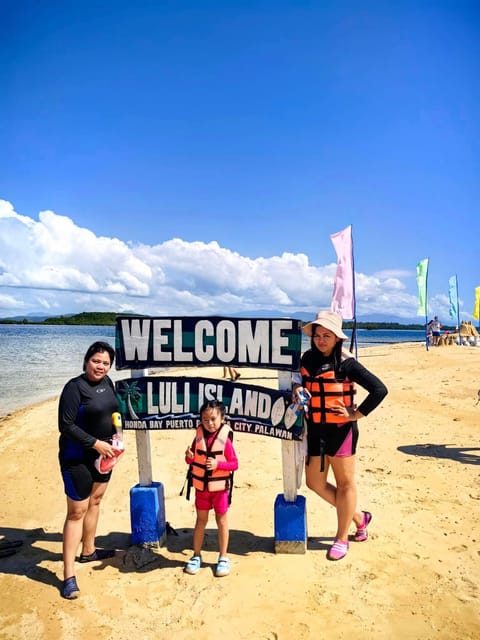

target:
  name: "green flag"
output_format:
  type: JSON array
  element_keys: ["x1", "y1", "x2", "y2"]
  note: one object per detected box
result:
[{"x1": 416, "y1": 258, "x2": 429, "y2": 316}]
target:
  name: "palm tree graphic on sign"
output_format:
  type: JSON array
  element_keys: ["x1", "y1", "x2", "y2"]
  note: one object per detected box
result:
[{"x1": 118, "y1": 381, "x2": 141, "y2": 419}]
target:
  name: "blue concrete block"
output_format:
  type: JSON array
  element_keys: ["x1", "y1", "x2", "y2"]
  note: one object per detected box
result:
[
  {"x1": 130, "y1": 482, "x2": 166, "y2": 545},
  {"x1": 274, "y1": 494, "x2": 307, "y2": 553}
]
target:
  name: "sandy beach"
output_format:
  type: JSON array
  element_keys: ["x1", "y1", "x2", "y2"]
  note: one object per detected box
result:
[{"x1": 0, "y1": 343, "x2": 479, "y2": 640}]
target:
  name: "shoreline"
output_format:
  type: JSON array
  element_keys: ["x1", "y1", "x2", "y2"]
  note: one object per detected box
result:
[
  {"x1": 0, "y1": 342, "x2": 430, "y2": 421},
  {"x1": 5, "y1": 335, "x2": 475, "y2": 420}
]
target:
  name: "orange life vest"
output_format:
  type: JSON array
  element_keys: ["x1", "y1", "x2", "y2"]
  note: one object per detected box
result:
[
  {"x1": 301, "y1": 364, "x2": 356, "y2": 424},
  {"x1": 190, "y1": 424, "x2": 233, "y2": 493}
]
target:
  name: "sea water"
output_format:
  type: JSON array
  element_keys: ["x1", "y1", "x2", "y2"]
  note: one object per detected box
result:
[
  {"x1": 0, "y1": 324, "x2": 425, "y2": 417},
  {"x1": 0, "y1": 325, "x2": 120, "y2": 417}
]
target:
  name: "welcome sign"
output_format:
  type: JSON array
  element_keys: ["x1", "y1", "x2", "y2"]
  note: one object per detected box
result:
[
  {"x1": 115, "y1": 316, "x2": 302, "y2": 370},
  {"x1": 115, "y1": 376, "x2": 302, "y2": 440}
]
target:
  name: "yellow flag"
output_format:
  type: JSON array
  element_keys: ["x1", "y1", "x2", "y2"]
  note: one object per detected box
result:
[{"x1": 473, "y1": 286, "x2": 480, "y2": 320}]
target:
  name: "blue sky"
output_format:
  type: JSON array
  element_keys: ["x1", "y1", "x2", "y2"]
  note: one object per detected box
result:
[{"x1": 1, "y1": 0, "x2": 478, "y2": 323}]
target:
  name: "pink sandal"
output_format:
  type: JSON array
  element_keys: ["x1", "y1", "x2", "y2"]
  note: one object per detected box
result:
[
  {"x1": 354, "y1": 511, "x2": 372, "y2": 542},
  {"x1": 327, "y1": 540, "x2": 349, "y2": 561}
]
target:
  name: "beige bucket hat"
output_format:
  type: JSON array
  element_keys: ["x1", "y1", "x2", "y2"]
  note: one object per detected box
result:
[{"x1": 302, "y1": 310, "x2": 348, "y2": 340}]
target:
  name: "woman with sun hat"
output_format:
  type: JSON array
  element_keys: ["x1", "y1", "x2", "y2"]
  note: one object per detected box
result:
[{"x1": 292, "y1": 310, "x2": 388, "y2": 561}]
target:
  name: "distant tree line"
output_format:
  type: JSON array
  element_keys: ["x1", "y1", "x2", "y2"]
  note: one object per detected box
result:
[
  {"x1": 0, "y1": 312, "x2": 120, "y2": 326},
  {"x1": 42, "y1": 312, "x2": 120, "y2": 325},
  {"x1": 0, "y1": 311, "x2": 458, "y2": 331}
]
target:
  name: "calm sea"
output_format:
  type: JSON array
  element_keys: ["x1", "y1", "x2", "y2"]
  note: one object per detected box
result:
[{"x1": 0, "y1": 324, "x2": 424, "y2": 417}]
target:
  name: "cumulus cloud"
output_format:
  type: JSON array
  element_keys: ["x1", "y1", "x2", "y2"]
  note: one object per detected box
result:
[{"x1": 0, "y1": 199, "x2": 421, "y2": 320}]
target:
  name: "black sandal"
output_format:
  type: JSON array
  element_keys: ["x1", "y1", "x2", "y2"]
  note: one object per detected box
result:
[{"x1": 79, "y1": 549, "x2": 116, "y2": 563}]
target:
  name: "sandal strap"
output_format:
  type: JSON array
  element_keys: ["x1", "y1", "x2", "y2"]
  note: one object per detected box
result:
[{"x1": 215, "y1": 556, "x2": 230, "y2": 576}]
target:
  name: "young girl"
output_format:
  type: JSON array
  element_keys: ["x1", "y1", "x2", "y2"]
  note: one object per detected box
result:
[
  {"x1": 184, "y1": 400, "x2": 238, "y2": 577},
  {"x1": 293, "y1": 311, "x2": 388, "y2": 561}
]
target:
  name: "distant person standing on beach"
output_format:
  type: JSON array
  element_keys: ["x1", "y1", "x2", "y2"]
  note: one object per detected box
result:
[
  {"x1": 292, "y1": 311, "x2": 388, "y2": 561},
  {"x1": 426, "y1": 320, "x2": 434, "y2": 346},
  {"x1": 432, "y1": 316, "x2": 442, "y2": 346},
  {"x1": 57, "y1": 341, "x2": 119, "y2": 599},
  {"x1": 183, "y1": 400, "x2": 238, "y2": 577}
]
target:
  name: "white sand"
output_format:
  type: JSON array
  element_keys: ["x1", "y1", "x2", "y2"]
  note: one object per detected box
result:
[{"x1": 0, "y1": 344, "x2": 479, "y2": 639}]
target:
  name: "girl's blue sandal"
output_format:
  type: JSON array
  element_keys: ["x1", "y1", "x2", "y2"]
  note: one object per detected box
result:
[
  {"x1": 215, "y1": 557, "x2": 230, "y2": 577},
  {"x1": 184, "y1": 555, "x2": 202, "y2": 575}
]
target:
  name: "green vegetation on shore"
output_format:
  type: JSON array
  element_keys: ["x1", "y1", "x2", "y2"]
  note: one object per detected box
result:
[
  {"x1": 0, "y1": 312, "x2": 122, "y2": 326},
  {"x1": 0, "y1": 311, "x2": 453, "y2": 331}
]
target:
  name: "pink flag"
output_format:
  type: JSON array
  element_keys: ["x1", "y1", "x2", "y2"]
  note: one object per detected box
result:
[{"x1": 330, "y1": 225, "x2": 355, "y2": 320}]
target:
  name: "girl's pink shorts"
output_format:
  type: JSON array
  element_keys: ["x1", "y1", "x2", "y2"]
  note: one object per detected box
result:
[{"x1": 195, "y1": 489, "x2": 229, "y2": 514}]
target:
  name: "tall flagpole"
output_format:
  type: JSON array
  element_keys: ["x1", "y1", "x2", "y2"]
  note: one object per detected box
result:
[
  {"x1": 424, "y1": 283, "x2": 429, "y2": 351},
  {"x1": 424, "y1": 261, "x2": 429, "y2": 351},
  {"x1": 351, "y1": 226, "x2": 358, "y2": 359},
  {"x1": 456, "y1": 278, "x2": 460, "y2": 344}
]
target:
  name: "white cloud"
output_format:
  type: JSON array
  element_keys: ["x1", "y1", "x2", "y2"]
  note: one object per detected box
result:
[
  {"x1": 0, "y1": 292, "x2": 25, "y2": 310},
  {"x1": 0, "y1": 198, "x2": 440, "y2": 321}
]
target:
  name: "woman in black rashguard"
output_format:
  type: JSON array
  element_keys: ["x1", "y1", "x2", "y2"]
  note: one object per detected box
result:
[
  {"x1": 292, "y1": 311, "x2": 388, "y2": 561},
  {"x1": 58, "y1": 341, "x2": 119, "y2": 599}
]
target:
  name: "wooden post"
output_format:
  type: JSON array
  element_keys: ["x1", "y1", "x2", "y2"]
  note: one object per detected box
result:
[
  {"x1": 133, "y1": 369, "x2": 153, "y2": 486},
  {"x1": 278, "y1": 370, "x2": 303, "y2": 502},
  {"x1": 274, "y1": 370, "x2": 307, "y2": 553}
]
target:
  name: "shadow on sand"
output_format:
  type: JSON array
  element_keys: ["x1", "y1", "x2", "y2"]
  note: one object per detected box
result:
[
  {"x1": 398, "y1": 443, "x2": 480, "y2": 466},
  {"x1": 0, "y1": 523, "x2": 281, "y2": 585}
]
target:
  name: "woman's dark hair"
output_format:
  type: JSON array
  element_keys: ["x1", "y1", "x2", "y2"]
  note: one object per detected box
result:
[
  {"x1": 331, "y1": 340, "x2": 344, "y2": 371},
  {"x1": 83, "y1": 341, "x2": 115, "y2": 371},
  {"x1": 199, "y1": 399, "x2": 226, "y2": 418}
]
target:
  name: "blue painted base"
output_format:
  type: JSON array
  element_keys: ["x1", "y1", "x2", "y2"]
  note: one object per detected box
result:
[
  {"x1": 130, "y1": 482, "x2": 166, "y2": 546},
  {"x1": 274, "y1": 494, "x2": 307, "y2": 554}
]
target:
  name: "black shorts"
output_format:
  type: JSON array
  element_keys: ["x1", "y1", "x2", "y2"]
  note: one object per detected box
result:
[
  {"x1": 60, "y1": 453, "x2": 111, "y2": 501},
  {"x1": 306, "y1": 420, "x2": 359, "y2": 458}
]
